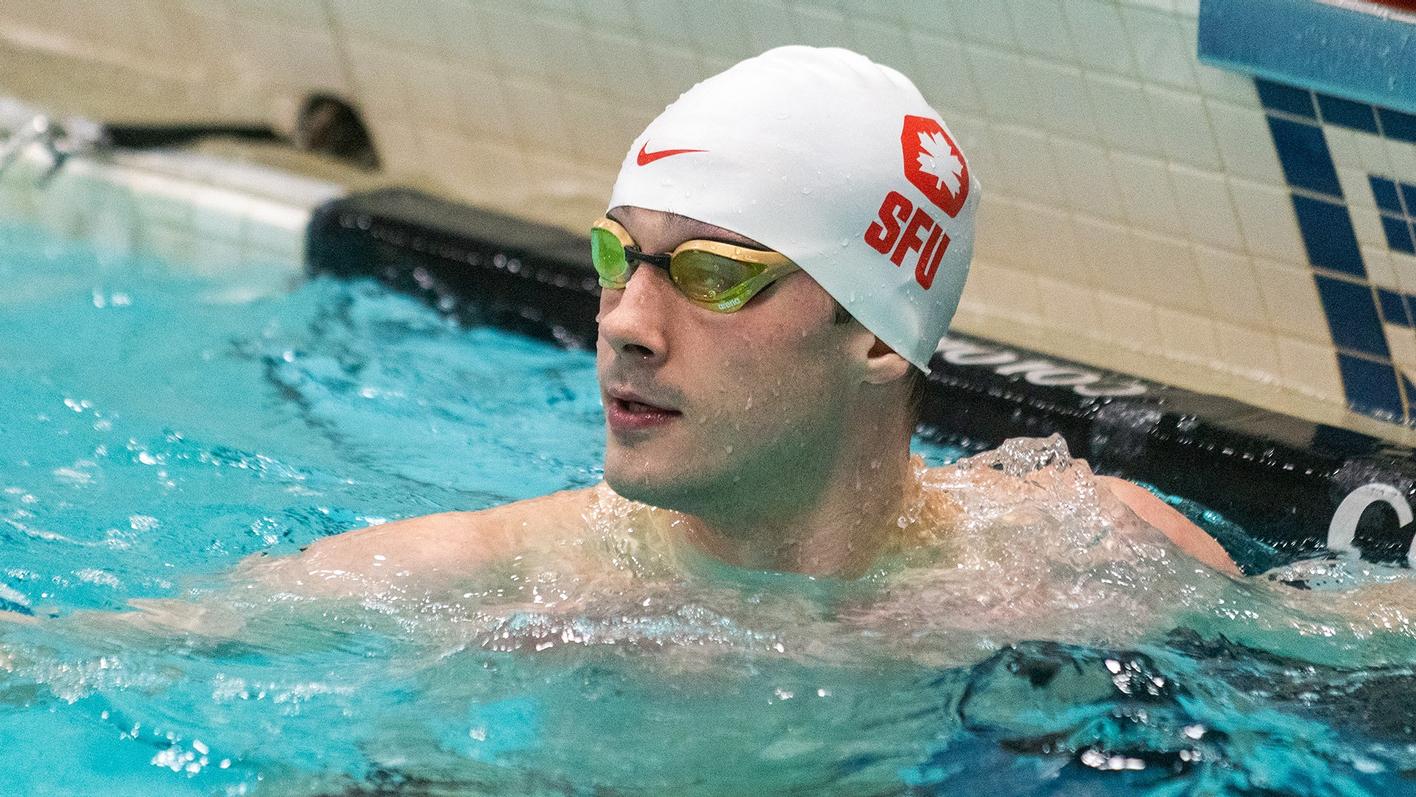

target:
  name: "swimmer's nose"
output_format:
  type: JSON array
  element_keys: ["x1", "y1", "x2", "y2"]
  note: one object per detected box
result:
[{"x1": 597, "y1": 265, "x2": 672, "y2": 363}]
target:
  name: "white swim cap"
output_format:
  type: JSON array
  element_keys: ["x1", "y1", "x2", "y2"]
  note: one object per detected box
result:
[{"x1": 607, "y1": 45, "x2": 979, "y2": 373}]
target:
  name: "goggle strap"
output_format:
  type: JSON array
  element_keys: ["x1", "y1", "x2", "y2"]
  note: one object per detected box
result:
[{"x1": 623, "y1": 246, "x2": 671, "y2": 268}]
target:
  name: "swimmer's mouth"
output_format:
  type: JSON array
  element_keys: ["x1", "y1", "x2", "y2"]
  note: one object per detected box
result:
[{"x1": 606, "y1": 388, "x2": 682, "y2": 431}]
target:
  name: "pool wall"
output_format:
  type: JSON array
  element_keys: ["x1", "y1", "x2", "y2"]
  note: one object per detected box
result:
[{"x1": 0, "y1": 1, "x2": 1415, "y2": 435}]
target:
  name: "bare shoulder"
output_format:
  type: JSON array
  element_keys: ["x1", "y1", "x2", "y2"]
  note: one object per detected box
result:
[
  {"x1": 1098, "y1": 476, "x2": 1241, "y2": 576},
  {"x1": 917, "y1": 461, "x2": 1239, "y2": 576},
  {"x1": 257, "y1": 486, "x2": 599, "y2": 589}
]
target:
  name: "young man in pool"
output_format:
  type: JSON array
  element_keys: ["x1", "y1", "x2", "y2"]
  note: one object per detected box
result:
[{"x1": 280, "y1": 46, "x2": 1238, "y2": 586}]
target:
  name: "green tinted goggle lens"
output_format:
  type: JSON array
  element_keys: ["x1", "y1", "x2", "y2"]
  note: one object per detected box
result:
[
  {"x1": 668, "y1": 249, "x2": 764, "y2": 302},
  {"x1": 590, "y1": 227, "x2": 630, "y2": 288}
]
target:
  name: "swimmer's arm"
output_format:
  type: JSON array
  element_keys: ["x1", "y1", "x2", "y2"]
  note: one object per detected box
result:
[
  {"x1": 1100, "y1": 476, "x2": 1242, "y2": 577},
  {"x1": 0, "y1": 488, "x2": 598, "y2": 631},
  {"x1": 253, "y1": 486, "x2": 597, "y2": 595}
]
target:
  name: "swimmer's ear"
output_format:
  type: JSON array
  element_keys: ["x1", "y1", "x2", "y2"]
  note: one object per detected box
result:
[{"x1": 861, "y1": 337, "x2": 911, "y2": 386}]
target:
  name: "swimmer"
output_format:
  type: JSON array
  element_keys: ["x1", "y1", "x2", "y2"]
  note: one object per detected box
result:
[{"x1": 281, "y1": 45, "x2": 1239, "y2": 591}]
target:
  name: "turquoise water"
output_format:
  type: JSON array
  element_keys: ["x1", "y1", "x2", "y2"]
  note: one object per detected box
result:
[{"x1": 2, "y1": 220, "x2": 1416, "y2": 796}]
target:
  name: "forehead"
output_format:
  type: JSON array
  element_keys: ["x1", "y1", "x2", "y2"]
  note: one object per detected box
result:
[{"x1": 607, "y1": 206, "x2": 765, "y2": 252}]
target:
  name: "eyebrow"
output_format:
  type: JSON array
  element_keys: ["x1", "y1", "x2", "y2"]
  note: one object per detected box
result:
[
  {"x1": 684, "y1": 233, "x2": 770, "y2": 251},
  {"x1": 607, "y1": 209, "x2": 769, "y2": 252}
]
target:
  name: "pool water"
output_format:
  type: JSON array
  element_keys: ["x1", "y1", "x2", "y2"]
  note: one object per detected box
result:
[{"x1": 3, "y1": 220, "x2": 1416, "y2": 796}]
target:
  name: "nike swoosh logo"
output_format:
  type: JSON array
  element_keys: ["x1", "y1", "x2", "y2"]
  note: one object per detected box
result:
[{"x1": 636, "y1": 143, "x2": 707, "y2": 166}]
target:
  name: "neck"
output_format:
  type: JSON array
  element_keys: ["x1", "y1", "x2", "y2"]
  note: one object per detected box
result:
[{"x1": 667, "y1": 421, "x2": 916, "y2": 579}]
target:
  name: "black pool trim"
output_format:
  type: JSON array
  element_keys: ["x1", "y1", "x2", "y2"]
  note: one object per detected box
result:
[
  {"x1": 309, "y1": 189, "x2": 1416, "y2": 573},
  {"x1": 103, "y1": 124, "x2": 281, "y2": 150}
]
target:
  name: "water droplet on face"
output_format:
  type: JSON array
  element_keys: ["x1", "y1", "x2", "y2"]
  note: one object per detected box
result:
[
  {"x1": 724, "y1": 445, "x2": 734, "y2": 455},
  {"x1": 745, "y1": 395, "x2": 753, "y2": 410}
]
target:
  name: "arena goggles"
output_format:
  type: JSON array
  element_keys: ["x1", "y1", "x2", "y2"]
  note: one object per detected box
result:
[{"x1": 591, "y1": 216, "x2": 799, "y2": 312}]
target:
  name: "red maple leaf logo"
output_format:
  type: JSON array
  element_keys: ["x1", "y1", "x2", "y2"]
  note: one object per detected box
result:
[{"x1": 900, "y1": 115, "x2": 969, "y2": 218}]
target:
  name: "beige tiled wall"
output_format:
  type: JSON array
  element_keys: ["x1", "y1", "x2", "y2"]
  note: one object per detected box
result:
[{"x1": 3, "y1": 0, "x2": 1415, "y2": 438}]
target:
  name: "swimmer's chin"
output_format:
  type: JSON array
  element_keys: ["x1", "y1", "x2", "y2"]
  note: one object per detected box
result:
[
  {"x1": 603, "y1": 472, "x2": 674, "y2": 508},
  {"x1": 603, "y1": 471, "x2": 712, "y2": 515}
]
